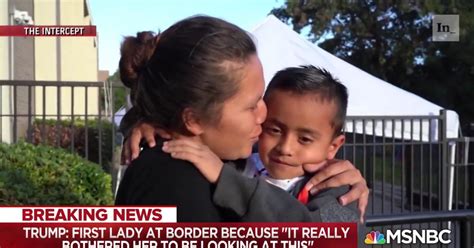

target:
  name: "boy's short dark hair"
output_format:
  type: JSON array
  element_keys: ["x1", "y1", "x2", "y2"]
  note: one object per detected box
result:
[{"x1": 264, "y1": 65, "x2": 348, "y2": 136}]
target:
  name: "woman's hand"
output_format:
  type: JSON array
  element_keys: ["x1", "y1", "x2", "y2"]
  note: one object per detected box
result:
[
  {"x1": 162, "y1": 138, "x2": 224, "y2": 183},
  {"x1": 303, "y1": 159, "x2": 369, "y2": 223},
  {"x1": 121, "y1": 122, "x2": 171, "y2": 165}
]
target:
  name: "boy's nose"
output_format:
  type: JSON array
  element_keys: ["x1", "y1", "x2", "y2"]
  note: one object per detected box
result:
[{"x1": 275, "y1": 136, "x2": 294, "y2": 156}]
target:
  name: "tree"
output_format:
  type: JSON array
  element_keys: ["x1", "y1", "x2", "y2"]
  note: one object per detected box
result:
[
  {"x1": 107, "y1": 70, "x2": 129, "y2": 113},
  {"x1": 272, "y1": 0, "x2": 474, "y2": 135}
]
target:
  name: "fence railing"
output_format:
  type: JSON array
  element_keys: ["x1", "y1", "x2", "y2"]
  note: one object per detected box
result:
[
  {"x1": 341, "y1": 113, "x2": 472, "y2": 217},
  {"x1": 1, "y1": 80, "x2": 472, "y2": 246},
  {"x1": 0, "y1": 80, "x2": 125, "y2": 172},
  {"x1": 342, "y1": 113, "x2": 473, "y2": 247}
]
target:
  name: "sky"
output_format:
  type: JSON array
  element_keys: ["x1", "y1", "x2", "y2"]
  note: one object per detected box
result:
[{"x1": 89, "y1": 0, "x2": 285, "y2": 74}]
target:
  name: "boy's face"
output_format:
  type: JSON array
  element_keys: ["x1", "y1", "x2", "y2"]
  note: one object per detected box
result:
[{"x1": 258, "y1": 90, "x2": 345, "y2": 179}]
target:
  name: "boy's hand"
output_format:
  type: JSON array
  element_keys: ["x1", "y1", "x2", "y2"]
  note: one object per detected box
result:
[
  {"x1": 162, "y1": 138, "x2": 224, "y2": 183},
  {"x1": 303, "y1": 159, "x2": 369, "y2": 223},
  {"x1": 121, "y1": 122, "x2": 171, "y2": 165}
]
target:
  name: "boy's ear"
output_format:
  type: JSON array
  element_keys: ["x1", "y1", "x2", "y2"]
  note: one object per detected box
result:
[
  {"x1": 327, "y1": 134, "x2": 345, "y2": 160},
  {"x1": 182, "y1": 108, "x2": 204, "y2": 136}
]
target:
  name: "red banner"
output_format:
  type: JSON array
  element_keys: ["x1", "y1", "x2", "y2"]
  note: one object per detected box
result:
[
  {"x1": 0, "y1": 223, "x2": 357, "y2": 248},
  {"x1": 0, "y1": 25, "x2": 96, "y2": 36},
  {"x1": 0, "y1": 207, "x2": 357, "y2": 247}
]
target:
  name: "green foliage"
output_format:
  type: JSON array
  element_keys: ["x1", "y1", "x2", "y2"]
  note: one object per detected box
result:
[
  {"x1": 108, "y1": 70, "x2": 129, "y2": 112},
  {"x1": 272, "y1": 0, "x2": 474, "y2": 134},
  {"x1": 31, "y1": 118, "x2": 114, "y2": 172},
  {"x1": 0, "y1": 142, "x2": 113, "y2": 205}
]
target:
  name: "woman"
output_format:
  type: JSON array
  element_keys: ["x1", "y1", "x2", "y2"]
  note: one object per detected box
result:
[{"x1": 115, "y1": 15, "x2": 368, "y2": 222}]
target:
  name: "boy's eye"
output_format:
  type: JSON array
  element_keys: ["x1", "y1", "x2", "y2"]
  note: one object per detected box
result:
[
  {"x1": 264, "y1": 126, "x2": 281, "y2": 135},
  {"x1": 299, "y1": 137, "x2": 313, "y2": 144}
]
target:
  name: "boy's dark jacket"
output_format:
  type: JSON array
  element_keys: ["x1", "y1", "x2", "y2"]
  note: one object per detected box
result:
[{"x1": 214, "y1": 163, "x2": 360, "y2": 223}]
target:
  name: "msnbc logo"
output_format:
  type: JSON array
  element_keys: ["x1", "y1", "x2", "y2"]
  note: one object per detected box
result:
[
  {"x1": 365, "y1": 229, "x2": 451, "y2": 245},
  {"x1": 365, "y1": 231, "x2": 386, "y2": 245}
]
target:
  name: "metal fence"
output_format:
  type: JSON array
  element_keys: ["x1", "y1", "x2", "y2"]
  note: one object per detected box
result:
[
  {"x1": 1, "y1": 80, "x2": 473, "y2": 246},
  {"x1": 341, "y1": 113, "x2": 472, "y2": 214},
  {"x1": 0, "y1": 80, "x2": 125, "y2": 172},
  {"x1": 341, "y1": 113, "x2": 473, "y2": 247}
]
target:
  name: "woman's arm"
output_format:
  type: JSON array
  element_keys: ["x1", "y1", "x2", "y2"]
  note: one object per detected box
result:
[
  {"x1": 163, "y1": 139, "x2": 368, "y2": 222},
  {"x1": 162, "y1": 140, "x2": 323, "y2": 221},
  {"x1": 303, "y1": 160, "x2": 369, "y2": 222},
  {"x1": 119, "y1": 108, "x2": 170, "y2": 165},
  {"x1": 214, "y1": 164, "x2": 322, "y2": 222},
  {"x1": 115, "y1": 145, "x2": 225, "y2": 222},
  {"x1": 129, "y1": 123, "x2": 369, "y2": 219}
]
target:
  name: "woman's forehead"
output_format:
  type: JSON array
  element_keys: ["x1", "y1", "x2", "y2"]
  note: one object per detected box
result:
[{"x1": 241, "y1": 56, "x2": 265, "y2": 92}]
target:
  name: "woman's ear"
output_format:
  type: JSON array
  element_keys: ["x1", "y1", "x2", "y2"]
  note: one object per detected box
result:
[
  {"x1": 182, "y1": 108, "x2": 204, "y2": 135},
  {"x1": 327, "y1": 134, "x2": 345, "y2": 160}
]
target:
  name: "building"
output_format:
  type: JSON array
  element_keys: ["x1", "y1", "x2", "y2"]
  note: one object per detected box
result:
[{"x1": 0, "y1": 0, "x2": 99, "y2": 143}]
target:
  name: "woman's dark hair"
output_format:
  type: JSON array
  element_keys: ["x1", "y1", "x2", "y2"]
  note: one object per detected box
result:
[
  {"x1": 119, "y1": 16, "x2": 256, "y2": 134},
  {"x1": 264, "y1": 65, "x2": 348, "y2": 136}
]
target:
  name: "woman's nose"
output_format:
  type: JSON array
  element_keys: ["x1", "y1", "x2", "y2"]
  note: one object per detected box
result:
[{"x1": 256, "y1": 99, "x2": 267, "y2": 124}]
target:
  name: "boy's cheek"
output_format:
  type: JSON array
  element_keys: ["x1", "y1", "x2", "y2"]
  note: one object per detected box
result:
[
  {"x1": 257, "y1": 137, "x2": 271, "y2": 161},
  {"x1": 299, "y1": 144, "x2": 330, "y2": 173},
  {"x1": 257, "y1": 134, "x2": 275, "y2": 152},
  {"x1": 302, "y1": 160, "x2": 327, "y2": 173}
]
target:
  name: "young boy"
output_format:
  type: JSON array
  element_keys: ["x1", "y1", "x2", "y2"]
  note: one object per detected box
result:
[{"x1": 163, "y1": 65, "x2": 360, "y2": 223}]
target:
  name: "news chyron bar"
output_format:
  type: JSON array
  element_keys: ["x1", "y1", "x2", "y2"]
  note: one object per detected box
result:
[
  {"x1": 0, "y1": 206, "x2": 357, "y2": 247},
  {"x1": 0, "y1": 25, "x2": 96, "y2": 37}
]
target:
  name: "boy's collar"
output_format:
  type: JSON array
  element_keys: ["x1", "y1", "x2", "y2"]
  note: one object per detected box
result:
[{"x1": 261, "y1": 175, "x2": 305, "y2": 192}]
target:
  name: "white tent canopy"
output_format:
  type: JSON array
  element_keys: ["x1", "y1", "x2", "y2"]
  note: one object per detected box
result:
[{"x1": 251, "y1": 15, "x2": 460, "y2": 141}]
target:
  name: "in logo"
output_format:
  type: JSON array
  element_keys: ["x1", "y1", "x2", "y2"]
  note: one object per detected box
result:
[
  {"x1": 432, "y1": 15, "x2": 459, "y2": 42},
  {"x1": 365, "y1": 231, "x2": 386, "y2": 245}
]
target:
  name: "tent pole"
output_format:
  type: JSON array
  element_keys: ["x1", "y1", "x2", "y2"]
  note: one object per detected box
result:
[{"x1": 447, "y1": 142, "x2": 456, "y2": 231}]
